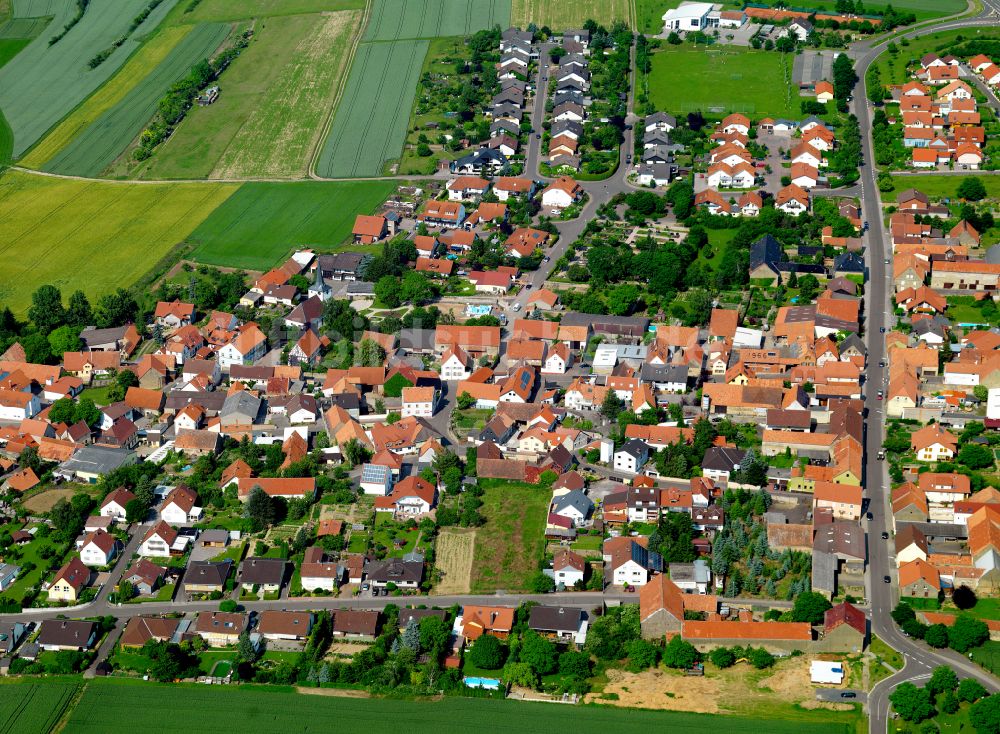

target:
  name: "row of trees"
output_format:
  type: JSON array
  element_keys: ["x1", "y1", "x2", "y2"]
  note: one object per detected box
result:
[
  {"x1": 890, "y1": 665, "x2": 996, "y2": 729},
  {"x1": 891, "y1": 602, "x2": 990, "y2": 654}
]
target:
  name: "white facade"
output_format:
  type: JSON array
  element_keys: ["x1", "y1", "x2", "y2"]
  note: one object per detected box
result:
[
  {"x1": 402, "y1": 397, "x2": 435, "y2": 418},
  {"x1": 552, "y1": 564, "x2": 584, "y2": 587},
  {"x1": 160, "y1": 502, "x2": 201, "y2": 525},
  {"x1": 80, "y1": 539, "x2": 117, "y2": 567},
  {"x1": 541, "y1": 188, "x2": 576, "y2": 210},
  {"x1": 662, "y1": 2, "x2": 713, "y2": 31},
  {"x1": 100, "y1": 501, "x2": 129, "y2": 522},
  {"x1": 138, "y1": 533, "x2": 173, "y2": 558},
  {"x1": 0, "y1": 393, "x2": 40, "y2": 421},
  {"x1": 612, "y1": 559, "x2": 649, "y2": 586}
]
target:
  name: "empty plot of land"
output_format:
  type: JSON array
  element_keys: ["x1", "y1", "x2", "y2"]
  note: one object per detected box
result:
[
  {"x1": 177, "y1": 0, "x2": 363, "y2": 22},
  {"x1": 186, "y1": 179, "x2": 395, "y2": 269},
  {"x1": 363, "y1": 0, "x2": 511, "y2": 41},
  {"x1": 433, "y1": 528, "x2": 475, "y2": 595},
  {"x1": 648, "y1": 46, "x2": 795, "y2": 118},
  {"x1": 315, "y1": 39, "x2": 427, "y2": 177},
  {"x1": 140, "y1": 10, "x2": 360, "y2": 180},
  {"x1": 19, "y1": 25, "x2": 191, "y2": 169},
  {"x1": 41, "y1": 23, "x2": 229, "y2": 176},
  {"x1": 0, "y1": 170, "x2": 237, "y2": 312},
  {"x1": 512, "y1": 0, "x2": 632, "y2": 29},
  {"x1": 0, "y1": 0, "x2": 179, "y2": 159},
  {"x1": 470, "y1": 480, "x2": 549, "y2": 593}
]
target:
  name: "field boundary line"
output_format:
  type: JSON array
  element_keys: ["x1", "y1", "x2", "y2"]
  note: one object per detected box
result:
[{"x1": 308, "y1": 0, "x2": 371, "y2": 179}]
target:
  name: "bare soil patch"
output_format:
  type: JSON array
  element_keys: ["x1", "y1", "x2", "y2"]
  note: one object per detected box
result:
[{"x1": 584, "y1": 669, "x2": 722, "y2": 713}]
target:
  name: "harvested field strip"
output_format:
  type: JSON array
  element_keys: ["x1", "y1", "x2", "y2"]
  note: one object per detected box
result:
[
  {"x1": 63, "y1": 678, "x2": 853, "y2": 732},
  {"x1": 315, "y1": 39, "x2": 427, "y2": 177},
  {"x1": 177, "y1": 0, "x2": 364, "y2": 23},
  {"x1": 362, "y1": 0, "x2": 511, "y2": 41},
  {"x1": 0, "y1": 169, "x2": 237, "y2": 313},
  {"x1": 19, "y1": 23, "x2": 193, "y2": 169},
  {"x1": 41, "y1": 23, "x2": 228, "y2": 176},
  {"x1": 512, "y1": 0, "x2": 632, "y2": 29},
  {"x1": 0, "y1": 16, "x2": 50, "y2": 38},
  {"x1": 186, "y1": 179, "x2": 395, "y2": 270},
  {"x1": 0, "y1": 680, "x2": 79, "y2": 734},
  {"x1": 212, "y1": 10, "x2": 359, "y2": 178},
  {"x1": 0, "y1": 0, "x2": 180, "y2": 159}
]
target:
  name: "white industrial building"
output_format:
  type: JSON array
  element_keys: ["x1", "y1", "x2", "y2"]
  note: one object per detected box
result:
[{"x1": 662, "y1": 2, "x2": 717, "y2": 32}]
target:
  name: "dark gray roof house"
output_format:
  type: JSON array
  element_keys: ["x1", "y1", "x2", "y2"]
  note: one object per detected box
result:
[
  {"x1": 365, "y1": 558, "x2": 423, "y2": 588},
  {"x1": 239, "y1": 557, "x2": 286, "y2": 587},
  {"x1": 550, "y1": 489, "x2": 594, "y2": 520},
  {"x1": 528, "y1": 605, "x2": 585, "y2": 637},
  {"x1": 220, "y1": 391, "x2": 262, "y2": 425},
  {"x1": 701, "y1": 447, "x2": 747, "y2": 473}
]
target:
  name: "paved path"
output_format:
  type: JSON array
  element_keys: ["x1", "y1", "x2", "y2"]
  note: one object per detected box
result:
[{"x1": 851, "y1": 1, "x2": 1000, "y2": 730}]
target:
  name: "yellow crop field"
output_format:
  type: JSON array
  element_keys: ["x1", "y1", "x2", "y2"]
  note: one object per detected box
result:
[
  {"x1": 432, "y1": 528, "x2": 475, "y2": 595},
  {"x1": 0, "y1": 170, "x2": 237, "y2": 312},
  {"x1": 511, "y1": 0, "x2": 634, "y2": 29},
  {"x1": 19, "y1": 25, "x2": 192, "y2": 169}
]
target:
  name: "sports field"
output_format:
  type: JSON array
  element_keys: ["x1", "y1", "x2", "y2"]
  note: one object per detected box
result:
[
  {"x1": 61, "y1": 679, "x2": 855, "y2": 732},
  {"x1": 0, "y1": 169, "x2": 237, "y2": 312},
  {"x1": 512, "y1": 0, "x2": 633, "y2": 29},
  {"x1": 648, "y1": 46, "x2": 796, "y2": 118},
  {"x1": 0, "y1": 0, "x2": 179, "y2": 159},
  {"x1": 186, "y1": 179, "x2": 395, "y2": 269},
  {"x1": 315, "y1": 39, "x2": 427, "y2": 177},
  {"x1": 137, "y1": 10, "x2": 360, "y2": 180},
  {"x1": 363, "y1": 0, "x2": 511, "y2": 41},
  {"x1": 40, "y1": 23, "x2": 229, "y2": 176},
  {"x1": 0, "y1": 680, "x2": 79, "y2": 734},
  {"x1": 176, "y1": 0, "x2": 364, "y2": 22},
  {"x1": 19, "y1": 25, "x2": 192, "y2": 169}
]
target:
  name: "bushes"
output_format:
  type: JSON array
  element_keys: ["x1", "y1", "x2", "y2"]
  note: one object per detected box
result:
[{"x1": 49, "y1": 0, "x2": 90, "y2": 46}]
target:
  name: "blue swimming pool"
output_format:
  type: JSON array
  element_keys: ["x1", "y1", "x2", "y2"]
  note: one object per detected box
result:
[
  {"x1": 465, "y1": 304, "x2": 492, "y2": 316},
  {"x1": 463, "y1": 676, "x2": 500, "y2": 690}
]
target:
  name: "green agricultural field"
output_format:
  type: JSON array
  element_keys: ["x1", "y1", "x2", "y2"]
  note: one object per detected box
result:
[
  {"x1": 512, "y1": 0, "x2": 632, "y2": 29},
  {"x1": 799, "y1": 0, "x2": 965, "y2": 19},
  {"x1": 0, "y1": 0, "x2": 179, "y2": 159},
  {"x1": 873, "y1": 30, "x2": 1000, "y2": 86},
  {"x1": 137, "y1": 9, "x2": 360, "y2": 180},
  {"x1": 315, "y1": 39, "x2": 428, "y2": 177},
  {"x1": 63, "y1": 679, "x2": 855, "y2": 733},
  {"x1": 0, "y1": 680, "x2": 79, "y2": 734},
  {"x1": 19, "y1": 24, "x2": 192, "y2": 169},
  {"x1": 363, "y1": 0, "x2": 511, "y2": 41},
  {"x1": 886, "y1": 174, "x2": 1000, "y2": 200},
  {"x1": 41, "y1": 23, "x2": 229, "y2": 176},
  {"x1": 648, "y1": 45, "x2": 796, "y2": 118},
  {"x1": 0, "y1": 16, "x2": 50, "y2": 39},
  {"x1": 176, "y1": 0, "x2": 363, "y2": 22},
  {"x1": 186, "y1": 179, "x2": 395, "y2": 269},
  {"x1": 470, "y1": 478, "x2": 549, "y2": 593},
  {"x1": 0, "y1": 169, "x2": 237, "y2": 312}
]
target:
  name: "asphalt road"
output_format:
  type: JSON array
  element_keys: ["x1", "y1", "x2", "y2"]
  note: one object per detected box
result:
[{"x1": 852, "y1": 3, "x2": 1000, "y2": 730}]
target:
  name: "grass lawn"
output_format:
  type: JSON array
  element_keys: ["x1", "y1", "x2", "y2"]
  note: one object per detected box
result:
[
  {"x1": 947, "y1": 296, "x2": 999, "y2": 327},
  {"x1": 185, "y1": 179, "x2": 395, "y2": 270},
  {"x1": 901, "y1": 596, "x2": 941, "y2": 610},
  {"x1": 470, "y1": 478, "x2": 550, "y2": 593},
  {"x1": 373, "y1": 515, "x2": 420, "y2": 556},
  {"x1": 570, "y1": 534, "x2": 603, "y2": 551},
  {"x1": 63, "y1": 678, "x2": 856, "y2": 733},
  {"x1": 210, "y1": 542, "x2": 246, "y2": 564},
  {"x1": 78, "y1": 384, "x2": 116, "y2": 406},
  {"x1": 0, "y1": 169, "x2": 237, "y2": 314},
  {"x1": 971, "y1": 640, "x2": 1000, "y2": 676},
  {"x1": 197, "y1": 649, "x2": 235, "y2": 674},
  {"x1": 137, "y1": 10, "x2": 360, "y2": 180},
  {"x1": 886, "y1": 173, "x2": 1000, "y2": 200},
  {"x1": 960, "y1": 597, "x2": 1000, "y2": 621},
  {"x1": 0, "y1": 527, "x2": 69, "y2": 606},
  {"x1": 648, "y1": 46, "x2": 796, "y2": 118},
  {"x1": 512, "y1": 0, "x2": 631, "y2": 29},
  {"x1": 869, "y1": 635, "x2": 904, "y2": 671}
]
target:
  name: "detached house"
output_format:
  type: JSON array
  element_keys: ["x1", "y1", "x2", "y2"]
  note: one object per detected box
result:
[
  {"x1": 541, "y1": 176, "x2": 583, "y2": 210},
  {"x1": 79, "y1": 529, "x2": 120, "y2": 567},
  {"x1": 910, "y1": 424, "x2": 957, "y2": 462}
]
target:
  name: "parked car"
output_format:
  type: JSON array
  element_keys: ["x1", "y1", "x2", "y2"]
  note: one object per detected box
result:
[
  {"x1": 877, "y1": 390, "x2": 883, "y2": 400},
  {"x1": 882, "y1": 532, "x2": 889, "y2": 540},
  {"x1": 884, "y1": 575, "x2": 891, "y2": 583},
  {"x1": 841, "y1": 692, "x2": 857, "y2": 699},
  {"x1": 866, "y1": 512, "x2": 873, "y2": 520}
]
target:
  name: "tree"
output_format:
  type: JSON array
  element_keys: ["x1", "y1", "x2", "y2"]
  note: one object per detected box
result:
[
  {"x1": 709, "y1": 647, "x2": 736, "y2": 668},
  {"x1": 625, "y1": 638, "x2": 660, "y2": 671},
  {"x1": 791, "y1": 591, "x2": 832, "y2": 625},
  {"x1": 116, "y1": 580, "x2": 134, "y2": 602},
  {"x1": 957, "y1": 176, "x2": 987, "y2": 202},
  {"x1": 74, "y1": 397, "x2": 101, "y2": 427},
  {"x1": 419, "y1": 616, "x2": 450, "y2": 656},
  {"x1": 28, "y1": 285, "x2": 65, "y2": 334},
  {"x1": 529, "y1": 571, "x2": 555, "y2": 593},
  {"x1": 47, "y1": 325, "x2": 82, "y2": 358},
  {"x1": 66, "y1": 290, "x2": 93, "y2": 327},
  {"x1": 923, "y1": 623, "x2": 949, "y2": 649},
  {"x1": 237, "y1": 631, "x2": 261, "y2": 663},
  {"x1": 667, "y1": 31, "x2": 681, "y2": 44},
  {"x1": 958, "y1": 443, "x2": 994, "y2": 470},
  {"x1": 926, "y1": 665, "x2": 958, "y2": 698},
  {"x1": 948, "y1": 615, "x2": 989, "y2": 653},
  {"x1": 687, "y1": 289, "x2": 713, "y2": 326},
  {"x1": 890, "y1": 682, "x2": 934, "y2": 722},
  {"x1": 748, "y1": 647, "x2": 775, "y2": 669},
  {"x1": 244, "y1": 486, "x2": 276, "y2": 532},
  {"x1": 600, "y1": 390, "x2": 625, "y2": 422},
  {"x1": 661, "y1": 635, "x2": 698, "y2": 669},
  {"x1": 891, "y1": 602, "x2": 916, "y2": 626},
  {"x1": 970, "y1": 694, "x2": 1000, "y2": 734},
  {"x1": 519, "y1": 630, "x2": 557, "y2": 675},
  {"x1": 94, "y1": 288, "x2": 137, "y2": 328},
  {"x1": 456, "y1": 391, "x2": 476, "y2": 410},
  {"x1": 125, "y1": 497, "x2": 149, "y2": 524},
  {"x1": 375, "y1": 276, "x2": 403, "y2": 308},
  {"x1": 797, "y1": 273, "x2": 820, "y2": 302},
  {"x1": 468, "y1": 634, "x2": 505, "y2": 670},
  {"x1": 342, "y1": 439, "x2": 371, "y2": 467},
  {"x1": 559, "y1": 650, "x2": 592, "y2": 679},
  {"x1": 607, "y1": 284, "x2": 640, "y2": 316},
  {"x1": 501, "y1": 661, "x2": 537, "y2": 688},
  {"x1": 401, "y1": 617, "x2": 421, "y2": 652},
  {"x1": 958, "y1": 678, "x2": 987, "y2": 703},
  {"x1": 219, "y1": 599, "x2": 238, "y2": 613},
  {"x1": 357, "y1": 338, "x2": 386, "y2": 367},
  {"x1": 47, "y1": 397, "x2": 76, "y2": 424}
]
